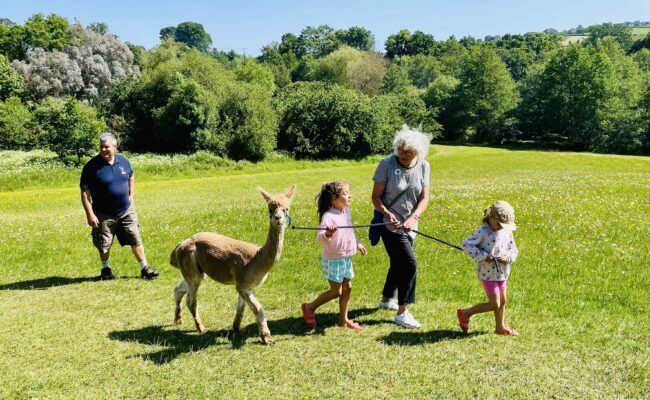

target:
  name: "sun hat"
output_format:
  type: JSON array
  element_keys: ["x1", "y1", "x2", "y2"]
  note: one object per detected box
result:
[{"x1": 489, "y1": 200, "x2": 516, "y2": 231}]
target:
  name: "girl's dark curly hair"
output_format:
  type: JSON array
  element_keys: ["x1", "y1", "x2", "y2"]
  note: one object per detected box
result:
[{"x1": 316, "y1": 181, "x2": 349, "y2": 222}]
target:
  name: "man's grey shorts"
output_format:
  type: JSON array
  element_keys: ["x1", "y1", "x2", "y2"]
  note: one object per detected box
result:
[{"x1": 91, "y1": 205, "x2": 142, "y2": 253}]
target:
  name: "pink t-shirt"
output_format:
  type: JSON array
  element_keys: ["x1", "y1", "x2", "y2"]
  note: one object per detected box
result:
[{"x1": 316, "y1": 207, "x2": 362, "y2": 260}]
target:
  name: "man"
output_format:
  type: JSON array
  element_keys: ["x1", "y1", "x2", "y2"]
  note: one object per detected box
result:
[{"x1": 80, "y1": 132, "x2": 159, "y2": 280}]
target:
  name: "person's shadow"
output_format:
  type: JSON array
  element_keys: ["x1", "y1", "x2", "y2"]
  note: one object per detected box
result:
[
  {"x1": 108, "y1": 307, "x2": 385, "y2": 364},
  {"x1": 0, "y1": 276, "x2": 101, "y2": 290},
  {"x1": 378, "y1": 329, "x2": 482, "y2": 345}
]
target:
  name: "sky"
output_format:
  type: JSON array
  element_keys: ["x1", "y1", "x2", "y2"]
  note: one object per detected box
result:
[{"x1": 2, "y1": 0, "x2": 649, "y2": 55}]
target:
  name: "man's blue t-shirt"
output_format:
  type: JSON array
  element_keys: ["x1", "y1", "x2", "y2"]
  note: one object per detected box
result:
[{"x1": 80, "y1": 154, "x2": 133, "y2": 217}]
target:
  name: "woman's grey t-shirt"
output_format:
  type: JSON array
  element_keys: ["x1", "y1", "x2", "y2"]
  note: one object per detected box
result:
[{"x1": 372, "y1": 155, "x2": 430, "y2": 238}]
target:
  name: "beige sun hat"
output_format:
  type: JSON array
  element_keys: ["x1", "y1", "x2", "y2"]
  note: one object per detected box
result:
[{"x1": 489, "y1": 200, "x2": 516, "y2": 231}]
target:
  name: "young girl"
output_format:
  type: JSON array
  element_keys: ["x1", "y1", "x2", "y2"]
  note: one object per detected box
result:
[
  {"x1": 301, "y1": 181, "x2": 367, "y2": 330},
  {"x1": 457, "y1": 201, "x2": 520, "y2": 336}
]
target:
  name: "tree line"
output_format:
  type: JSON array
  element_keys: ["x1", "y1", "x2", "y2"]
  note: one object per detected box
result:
[{"x1": 1, "y1": 13, "x2": 649, "y2": 162}]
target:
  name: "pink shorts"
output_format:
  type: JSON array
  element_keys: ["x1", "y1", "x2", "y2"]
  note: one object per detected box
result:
[{"x1": 481, "y1": 280, "x2": 507, "y2": 297}]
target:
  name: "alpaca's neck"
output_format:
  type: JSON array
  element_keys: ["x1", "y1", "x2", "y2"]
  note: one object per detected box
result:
[{"x1": 250, "y1": 223, "x2": 285, "y2": 273}]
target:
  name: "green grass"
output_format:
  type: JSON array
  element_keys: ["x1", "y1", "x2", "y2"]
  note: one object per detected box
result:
[
  {"x1": 0, "y1": 145, "x2": 648, "y2": 399},
  {"x1": 631, "y1": 26, "x2": 650, "y2": 38}
]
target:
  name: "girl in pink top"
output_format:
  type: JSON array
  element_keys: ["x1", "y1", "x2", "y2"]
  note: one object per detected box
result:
[{"x1": 301, "y1": 181, "x2": 367, "y2": 330}]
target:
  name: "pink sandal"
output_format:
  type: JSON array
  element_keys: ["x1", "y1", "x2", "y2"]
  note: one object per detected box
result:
[
  {"x1": 301, "y1": 303, "x2": 316, "y2": 328},
  {"x1": 494, "y1": 327, "x2": 520, "y2": 336},
  {"x1": 456, "y1": 308, "x2": 470, "y2": 333},
  {"x1": 338, "y1": 320, "x2": 364, "y2": 330}
]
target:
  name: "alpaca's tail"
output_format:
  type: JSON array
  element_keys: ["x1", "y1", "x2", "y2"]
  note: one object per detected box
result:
[{"x1": 169, "y1": 239, "x2": 195, "y2": 269}]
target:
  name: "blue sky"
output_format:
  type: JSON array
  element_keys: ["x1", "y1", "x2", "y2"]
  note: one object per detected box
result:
[{"x1": 3, "y1": 0, "x2": 649, "y2": 55}]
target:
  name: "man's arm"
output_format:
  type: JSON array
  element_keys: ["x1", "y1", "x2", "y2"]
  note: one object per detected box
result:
[
  {"x1": 128, "y1": 175, "x2": 134, "y2": 205},
  {"x1": 81, "y1": 189, "x2": 99, "y2": 228}
]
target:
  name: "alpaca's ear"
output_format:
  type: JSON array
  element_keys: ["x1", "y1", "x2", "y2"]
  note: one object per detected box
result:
[
  {"x1": 259, "y1": 187, "x2": 272, "y2": 202},
  {"x1": 285, "y1": 184, "x2": 296, "y2": 200}
]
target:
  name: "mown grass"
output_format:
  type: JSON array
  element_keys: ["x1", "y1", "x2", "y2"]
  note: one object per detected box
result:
[{"x1": 0, "y1": 145, "x2": 648, "y2": 399}]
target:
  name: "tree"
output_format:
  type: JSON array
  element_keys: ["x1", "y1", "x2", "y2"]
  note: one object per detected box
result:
[
  {"x1": 0, "y1": 96, "x2": 37, "y2": 150},
  {"x1": 275, "y1": 82, "x2": 402, "y2": 158},
  {"x1": 160, "y1": 22, "x2": 212, "y2": 53},
  {"x1": 234, "y1": 60, "x2": 276, "y2": 95},
  {"x1": 385, "y1": 29, "x2": 436, "y2": 59},
  {"x1": 87, "y1": 22, "x2": 109, "y2": 35},
  {"x1": 441, "y1": 44, "x2": 519, "y2": 142},
  {"x1": 586, "y1": 23, "x2": 633, "y2": 51},
  {"x1": 298, "y1": 25, "x2": 340, "y2": 58},
  {"x1": 175, "y1": 22, "x2": 213, "y2": 52},
  {"x1": 0, "y1": 54, "x2": 24, "y2": 100},
  {"x1": 309, "y1": 46, "x2": 388, "y2": 95},
  {"x1": 34, "y1": 97, "x2": 106, "y2": 160},
  {"x1": 0, "y1": 13, "x2": 74, "y2": 61},
  {"x1": 336, "y1": 26, "x2": 375, "y2": 51},
  {"x1": 519, "y1": 42, "x2": 645, "y2": 153},
  {"x1": 12, "y1": 23, "x2": 139, "y2": 103},
  {"x1": 159, "y1": 26, "x2": 177, "y2": 41}
]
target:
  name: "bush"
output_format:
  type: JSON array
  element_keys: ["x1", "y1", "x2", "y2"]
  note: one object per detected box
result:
[
  {"x1": 276, "y1": 82, "x2": 402, "y2": 158},
  {"x1": 0, "y1": 55, "x2": 24, "y2": 101},
  {"x1": 0, "y1": 96, "x2": 38, "y2": 150},
  {"x1": 34, "y1": 97, "x2": 106, "y2": 160}
]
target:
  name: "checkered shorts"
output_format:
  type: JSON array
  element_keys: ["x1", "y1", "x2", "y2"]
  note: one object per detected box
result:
[{"x1": 321, "y1": 256, "x2": 354, "y2": 283}]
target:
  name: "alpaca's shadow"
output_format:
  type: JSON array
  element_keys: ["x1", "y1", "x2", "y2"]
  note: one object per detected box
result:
[
  {"x1": 0, "y1": 275, "x2": 113, "y2": 290},
  {"x1": 108, "y1": 307, "x2": 383, "y2": 364},
  {"x1": 378, "y1": 329, "x2": 482, "y2": 346}
]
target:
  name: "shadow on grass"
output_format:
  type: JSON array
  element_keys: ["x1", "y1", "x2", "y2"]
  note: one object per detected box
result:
[
  {"x1": 108, "y1": 307, "x2": 383, "y2": 364},
  {"x1": 378, "y1": 329, "x2": 482, "y2": 346},
  {"x1": 0, "y1": 275, "x2": 115, "y2": 290}
]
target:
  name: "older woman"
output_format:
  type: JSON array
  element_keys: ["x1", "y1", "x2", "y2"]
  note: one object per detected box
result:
[{"x1": 371, "y1": 126, "x2": 431, "y2": 328}]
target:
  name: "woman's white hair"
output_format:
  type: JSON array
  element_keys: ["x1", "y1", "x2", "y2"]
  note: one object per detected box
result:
[
  {"x1": 99, "y1": 132, "x2": 117, "y2": 146},
  {"x1": 392, "y1": 125, "x2": 432, "y2": 160}
]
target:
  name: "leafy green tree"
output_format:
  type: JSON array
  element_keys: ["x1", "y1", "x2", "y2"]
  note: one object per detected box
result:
[
  {"x1": 336, "y1": 27, "x2": 375, "y2": 51},
  {"x1": 258, "y1": 44, "x2": 297, "y2": 88},
  {"x1": 0, "y1": 54, "x2": 24, "y2": 100},
  {"x1": 174, "y1": 22, "x2": 213, "y2": 52},
  {"x1": 278, "y1": 33, "x2": 303, "y2": 56},
  {"x1": 442, "y1": 45, "x2": 519, "y2": 142},
  {"x1": 586, "y1": 23, "x2": 633, "y2": 51},
  {"x1": 159, "y1": 22, "x2": 212, "y2": 53},
  {"x1": 519, "y1": 42, "x2": 645, "y2": 153},
  {"x1": 385, "y1": 30, "x2": 436, "y2": 59},
  {"x1": 0, "y1": 13, "x2": 73, "y2": 61},
  {"x1": 159, "y1": 26, "x2": 177, "y2": 41},
  {"x1": 275, "y1": 82, "x2": 401, "y2": 158},
  {"x1": 0, "y1": 96, "x2": 37, "y2": 150},
  {"x1": 298, "y1": 25, "x2": 340, "y2": 57},
  {"x1": 310, "y1": 46, "x2": 387, "y2": 95},
  {"x1": 234, "y1": 60, "x2": 276, "y2": 95},
  {"x1": 87, "y1": 22, "x2": 109, "y2": 35},
  {"x1": 630, "y1": 32, "x2": 650, "y2": 53},
  {"x1": 34, "y1": 97, "x2": 106, "y2": 160},
  {"x1": 382, "y1": 62, "x2": 412, "y2": 94}
]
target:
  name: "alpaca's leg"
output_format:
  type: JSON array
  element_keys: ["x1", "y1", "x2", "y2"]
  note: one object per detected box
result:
[
  {"x1": 232, "y1": 295, "x2": 246, "y2": 333},
  {"x1": 173, "y1": 280, "x2": 188, "y2": 325},
  {"x1": 238, "y1": 288, "x2": 272, "y2": 345},
  {"x1": 186, "y1": 279, "x2": 206, "y2": 333}
]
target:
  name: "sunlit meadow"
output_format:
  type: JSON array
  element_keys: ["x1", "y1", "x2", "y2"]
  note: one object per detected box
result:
[{"x1": 0, "y1": 145, "x2": 648, "y2": 399}]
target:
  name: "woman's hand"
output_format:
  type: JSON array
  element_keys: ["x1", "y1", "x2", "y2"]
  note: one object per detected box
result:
[
  {"x1": 384, "y1": 211, "x2": 401, "y2": 229},
  {"x1": 402, "y1": 216, "x2": 417, "y2": 232},
  {"x1": 496, "y1": 255, "x2": 509, "y2": 263},
  {"x1": 325, "y1": 223, "x2": 338, "y2": 238}
]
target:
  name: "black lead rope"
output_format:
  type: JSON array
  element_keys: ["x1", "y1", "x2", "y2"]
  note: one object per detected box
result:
[
  {"x1": 290, "y1": 217, "x2": 463, "y2": 252},
  {"x1": 291, "y1": 222, "x2": 393, "y2": 230}
]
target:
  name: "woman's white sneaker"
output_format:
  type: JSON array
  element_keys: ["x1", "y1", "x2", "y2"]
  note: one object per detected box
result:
[
  {"x1": 379, "y1": 298, "x2": 399, "y2": 311},
  {"x1": 394, "y1": 311, "x2": 421, "y2": 328}
]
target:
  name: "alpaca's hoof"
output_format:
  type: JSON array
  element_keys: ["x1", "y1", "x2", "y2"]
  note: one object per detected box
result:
[
  {"x1": 174, "y1": 316, "x2": 182, "y2": 325},
  {"x1": 197, "y1": 325, "x2": 207, "y2": 334},
  {"x1": 261, "y1": 335, "x2": 274, "y2": 346}
]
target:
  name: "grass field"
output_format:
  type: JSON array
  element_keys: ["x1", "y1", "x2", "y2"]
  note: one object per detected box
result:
[
  {"x1": 0, "y1": 145, "x2": 648, "y2": 399},
  {"x1": 632, "y1": 26, "x2": 650, "y2": 39}
]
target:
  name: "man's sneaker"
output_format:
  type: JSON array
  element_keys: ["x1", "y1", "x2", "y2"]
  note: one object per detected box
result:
[
  {"x1": 141, "y1": 266, "x2": 159, "y2": 280},
  {"x1": 100, "y1": 267, "x2": 116, "y2": 281},
  {"x1": 379, "y1": 298, "x2": 399, "y2": 311},
  {"x1": 395, "y1": 311, "x2": 421, "y2": 329}
]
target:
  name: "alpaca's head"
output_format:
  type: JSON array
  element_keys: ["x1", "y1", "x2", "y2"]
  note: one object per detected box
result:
[{"x1": 259, "y1": 185, "x2": 296, "y2": 228}]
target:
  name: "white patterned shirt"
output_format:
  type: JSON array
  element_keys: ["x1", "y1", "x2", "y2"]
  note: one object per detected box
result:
[{"x1": 462, "y1": 223, "x2": 518, "y2": 281}]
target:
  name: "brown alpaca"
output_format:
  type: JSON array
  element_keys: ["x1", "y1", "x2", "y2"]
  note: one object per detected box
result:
[{"x1": 169, "y1": 185, "x2": 295, "y2": 345}]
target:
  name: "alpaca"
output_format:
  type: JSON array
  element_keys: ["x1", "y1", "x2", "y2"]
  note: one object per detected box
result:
[{"x1": 169, "y1": 185, "x2": 295, "y2": 345}]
